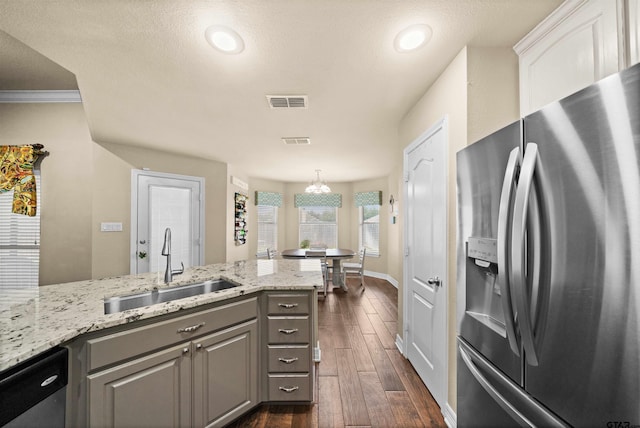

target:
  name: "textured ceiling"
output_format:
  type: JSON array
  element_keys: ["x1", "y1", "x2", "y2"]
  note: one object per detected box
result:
[{"x1": 0, "y1": 0, "x2": 562, "y2": 183}]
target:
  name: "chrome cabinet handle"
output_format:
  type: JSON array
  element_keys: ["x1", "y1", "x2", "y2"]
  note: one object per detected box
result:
[
  {"x1": 278, "y1": 357, "x2": 299, "y2": 364},
  {"x1": 278, "y1": 328, "x2": 299, "y2": 335},
  {"x1": 279, "y1": 386, "x2": 299, "y2": 393},
  {"x1": 278, "y1": 303, "x2": 298, "y2": 309},
  {"x1": 182, "y1": 347, "x2": 190, "y2": 354},
  {"x1": 177, "y1": 322, "x2": 205, "y2": 333},
  {"x1": 497, "y1": 146, "x2": 522, "y2": 357},
  {"x1": 512, "y1": 142, "x2": 540, "y2": 366},
  {"x1": 196, "y1": 344, "x2": 203, "y2": 350}
]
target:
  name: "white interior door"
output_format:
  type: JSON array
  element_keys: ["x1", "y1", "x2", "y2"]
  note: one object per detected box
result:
[
  {"x1": 131, "y1": 170, "x2": 204, "y2": 275},
  {"x1": 403, "y1": 118, "x2": 448, "y2": 409}
]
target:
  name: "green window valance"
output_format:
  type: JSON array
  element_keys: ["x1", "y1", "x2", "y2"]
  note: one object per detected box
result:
[
  {"x1": 354, "y1": 191, "x2": 382, "y2": 206},
  {"x1": 255, "y1": 191, "x2": 282, "y2": 207},
  {"x1": 294, "y1": 193, "x2": 342, "y2": 208}
]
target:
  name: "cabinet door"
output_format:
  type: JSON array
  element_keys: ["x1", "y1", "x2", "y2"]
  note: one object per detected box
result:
[
  {"x1": 630, "y1": 0, "x2": 640, "y2": 66},
  {"x1": 516, "y1": 0, "x2": 620, "y2": 115},
  {"x1": 87, "y1": 343, "x2": 191, "y2": 428},
  {"x1": 192, "y1": 319, "x2": 258, "y2": 427}
]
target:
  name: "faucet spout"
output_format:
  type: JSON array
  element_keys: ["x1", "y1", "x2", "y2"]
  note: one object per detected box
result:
[{"x1": 162, "y1": 227, "x2": 184, "y2": 283}]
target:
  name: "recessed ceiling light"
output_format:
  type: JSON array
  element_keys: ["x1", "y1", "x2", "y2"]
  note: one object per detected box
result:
[
  {"x1": 394, "y1": 24, "x2": 432, "y2": 53},
  {"x1": 205, "y1": 25, "x2": 244, "y2": 54}
]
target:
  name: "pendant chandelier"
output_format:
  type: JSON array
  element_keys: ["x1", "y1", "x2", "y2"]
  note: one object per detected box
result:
[{"x1": 305, "y1": 169, "x2": 331, "y2": 194}]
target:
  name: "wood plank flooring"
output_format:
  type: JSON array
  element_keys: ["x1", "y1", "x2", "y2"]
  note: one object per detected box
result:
[{"x1": 227, "y1": 277, "x2": 445, "y2": 428}]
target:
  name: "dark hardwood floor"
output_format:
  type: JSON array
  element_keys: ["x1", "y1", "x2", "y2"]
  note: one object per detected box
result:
[{"x1": 227, "y1": 276, "x2": 446, "y2": 428}]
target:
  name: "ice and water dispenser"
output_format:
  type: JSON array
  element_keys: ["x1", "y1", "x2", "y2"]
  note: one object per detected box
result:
[{"x1": 464, "y1": 237, "x2": 507, "y2": 336}]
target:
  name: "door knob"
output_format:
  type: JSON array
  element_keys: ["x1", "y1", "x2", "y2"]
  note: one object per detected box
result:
[{"x1": 427, "y1": 276, "x2": 441, "y2": 287}]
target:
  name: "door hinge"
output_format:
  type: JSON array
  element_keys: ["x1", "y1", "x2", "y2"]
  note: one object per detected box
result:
[{"x1": 405, "y1": 246, "x2": 410, "y2": 257}]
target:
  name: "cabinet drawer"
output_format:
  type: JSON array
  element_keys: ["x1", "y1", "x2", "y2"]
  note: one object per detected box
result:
[
  {"x1": 267, "y1": 317, "x2": 310, "y2": 344},
  {"x1": 267, "y1": 345, "x2": 310, "y2": 373},
  {"x1": 267, "y1": 294, "x2": 309, "y2": 315},
  {"x1": 87, "y1": 297, "x2": 257, "y2": 371},
  {"x1": 268, "y1": 374, "x2": 311, "y2": 402}
]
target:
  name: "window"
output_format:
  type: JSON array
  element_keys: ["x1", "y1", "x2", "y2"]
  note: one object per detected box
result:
[
  {"x1": 359, "y1": 204, "x2": 380, "y2": 256},
  {"x1": 299, "y1": 206, "x2": 337, "y2": 248},
  {"x1": 256, "y1": 205, "x2": 277, "y2": 257},
  {"x1": 0, "y1": 171, "x2": 41, "y2": 287}
]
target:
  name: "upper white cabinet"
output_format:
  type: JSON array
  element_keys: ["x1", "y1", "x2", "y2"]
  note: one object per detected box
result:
[
  {"x1": 515, "y1": 0, "x2": 638, "y2": 116},
  {"x1": 630, "y1": 0, "x2": 640, "y2": 65}
]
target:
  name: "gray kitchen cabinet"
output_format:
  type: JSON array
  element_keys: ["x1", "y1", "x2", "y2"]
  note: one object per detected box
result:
[
  {"x1": 67, "y1": 296, "x2": 259, "y2": 428},
  {"x1": 87, "y1": 342, "x2": 192, "y2": 427},
  {"x1": 263, "y1": 292, "x2": 314, "y2": 402},
  {"x1": 192, "y1": 319, "x2": 258, "y2": 427}
]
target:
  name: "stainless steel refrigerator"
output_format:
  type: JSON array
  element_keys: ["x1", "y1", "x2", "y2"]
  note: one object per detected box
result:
[{"x1": 456, "y1": 63, "x2": 640, "y2": 427}]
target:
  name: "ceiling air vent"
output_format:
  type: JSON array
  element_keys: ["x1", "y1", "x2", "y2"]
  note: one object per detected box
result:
[
  {"x1": 282, "y1": 137, "x2": 311, "y2": 145},
  {"x1": 267, "y1": 95, "x2": 308, "y2": 109}
]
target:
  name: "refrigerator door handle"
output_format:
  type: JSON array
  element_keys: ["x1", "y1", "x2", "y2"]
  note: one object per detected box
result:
[
  {"x1": 511, "y1": 142, "x2": 540, "y2": 366},
  {"x1": 497, "y1": 147, "x2": 521, "y2": 356},
  {"x1": 459, "y1": 340, "x2": 534, "y2": 427}
]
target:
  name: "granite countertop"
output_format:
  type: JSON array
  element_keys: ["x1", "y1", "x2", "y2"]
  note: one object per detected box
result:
[{"x1": 0, "y1": 259, "x2": 323, "y2": 372}]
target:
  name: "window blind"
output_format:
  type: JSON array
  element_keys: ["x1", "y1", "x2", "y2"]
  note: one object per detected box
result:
[
  {"x1": 360, "y1": 205, "x2": 380, "y2": 256},
  {"x1": 256, "y1": 205, "x2": 278, "y2": 257},
  {"x1": 0, "y1": 171, "x2": 41, "y2": 287},
  {"x1": 299, "y1": 206, "x2": 337, "y2": 248}
]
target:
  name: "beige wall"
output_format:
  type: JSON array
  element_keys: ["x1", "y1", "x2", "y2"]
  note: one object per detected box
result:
[
  {"x1": 467, "y1": 47, "x2": 520, "y2": 143},
  {"x1": 95, "y1": 142, "x2": 229, "y2": 275},
  {"x1": 0, "y1": 102, "x2": 230, "y2": 284},
  {"x1": 0, "y1": 103, "x2": 94, "y2": 285},
  {"x1": 394, "y1": 45, "x2": 519, "y2": 413}
]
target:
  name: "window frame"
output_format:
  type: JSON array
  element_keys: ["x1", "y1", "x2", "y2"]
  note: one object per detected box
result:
[{"x1": 298, "y1": 205, "x2": 338, "y2": 249}]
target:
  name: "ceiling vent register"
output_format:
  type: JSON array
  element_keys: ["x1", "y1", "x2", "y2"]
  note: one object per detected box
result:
[
  {"x1": 282, "y1": 137, "x2": 311, "y2": 145},
  {"x1": 267, "y1": 95, "x2": 308, "y2": 109}
]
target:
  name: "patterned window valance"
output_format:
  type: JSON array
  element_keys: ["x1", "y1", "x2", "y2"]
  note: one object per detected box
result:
[
  {"x1": 354, "y1": 191, "x2": 382, "y2": 206},
  {"x1": 294, "y1": 193, "x2": 342, "y2": 208},
  {"x1": 255, "y1": 191, "x2": 283, "y2": 207},
  {"x1": 0, "y1": 144, "x2": 46, "y2": 216}
]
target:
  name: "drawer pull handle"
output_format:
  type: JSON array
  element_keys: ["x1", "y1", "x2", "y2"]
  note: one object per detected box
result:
[
  {"x1": 279, "y1": 386, "x2": 299, "y2": 393},
  {"x1": 278, "y1": 357, "x2": 299, "y2": 364},
  {"x1": 177, "y1": 322, "x2": 205, "y2": 333},
  {"x1": 278, "y1": 328, "x2": 299, "y2": 335},
  {"x1": 278, "y1": 303, "x2": 298, "y2": 309}
]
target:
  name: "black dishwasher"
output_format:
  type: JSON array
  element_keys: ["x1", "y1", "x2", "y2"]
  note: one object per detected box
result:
[{"x1": 0, "y1": 347, "x2": 68, "y2": 428}]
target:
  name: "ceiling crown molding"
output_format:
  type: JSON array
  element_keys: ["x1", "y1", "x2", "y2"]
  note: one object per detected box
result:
[{"x1": 0, "y1": 90, "x2": 82, "y2": 103}]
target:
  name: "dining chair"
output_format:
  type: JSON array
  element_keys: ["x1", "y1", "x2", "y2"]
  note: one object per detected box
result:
[
  {"x1": 342, "y1": 248, "x2": 366, "y2": 290},
  {"x1": 305, "y1": 249, "x2": 328, "y2": 298},
  {"x1": 267, "y1": 248, "x2": 278, "y2": 259}
]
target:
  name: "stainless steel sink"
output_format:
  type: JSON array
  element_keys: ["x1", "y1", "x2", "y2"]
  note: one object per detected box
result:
[{"x1": 104, "y1": 279, "x2": 239, "y2": 314}]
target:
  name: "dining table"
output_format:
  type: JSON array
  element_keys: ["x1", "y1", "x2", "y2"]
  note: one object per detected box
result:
[{"x1": 280, "y1": 248, "x2": 356, "y2": 291}]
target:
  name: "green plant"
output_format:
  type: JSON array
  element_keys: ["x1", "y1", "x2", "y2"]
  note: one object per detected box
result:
[{"x1": 300, "y1": 239, "x2": 310, "y2": 249}]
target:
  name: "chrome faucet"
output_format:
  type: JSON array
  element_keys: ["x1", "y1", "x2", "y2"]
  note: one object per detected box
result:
[{"x1": 161, "y1": 227, "x2": 184, "y2": 283}]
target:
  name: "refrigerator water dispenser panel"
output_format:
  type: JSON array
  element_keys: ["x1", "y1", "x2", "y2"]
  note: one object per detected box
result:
[{"x1": 467, "y1": 237, "x2": 497, "y2": 264}]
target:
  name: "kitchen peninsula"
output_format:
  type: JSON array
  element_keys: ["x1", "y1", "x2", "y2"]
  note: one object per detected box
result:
[{"x1": 0, "y1": 259, "x2": 322, "y2": 427}]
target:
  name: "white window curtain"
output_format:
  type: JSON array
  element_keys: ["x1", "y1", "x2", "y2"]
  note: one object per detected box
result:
[{"x1": 0, "y1": 171, "x2": 41, "y2": 287}]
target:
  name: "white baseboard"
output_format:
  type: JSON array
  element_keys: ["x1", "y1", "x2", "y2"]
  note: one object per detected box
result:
[
  {"x1": 395, "y1": 334, "x2": 405, "y2": 355},
  {"x1": 364, "y1": 270, "x2": 399, "y2": 288},
  {"x1": 442, "y1": 403, "x2": 457, "y2": 428}
]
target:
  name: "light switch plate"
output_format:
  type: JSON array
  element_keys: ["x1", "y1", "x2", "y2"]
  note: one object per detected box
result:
[{"x1": 101, "y1": 222, "x2": 123, "y2": 232}]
